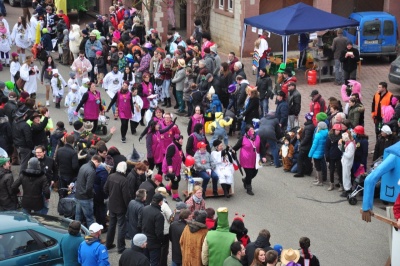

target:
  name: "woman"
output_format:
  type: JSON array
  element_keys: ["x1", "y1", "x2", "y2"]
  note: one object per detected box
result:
[
  {"x1": 161, "y1": 112, "x2": 181, "y2": 151},
  {"x1": 233, "y1": 125, "x2": 264, "y2": 195},
  {"x1": 41, "y1": 55, "x2": 57, "y2": 106},
  {"x1": 10, "y1": 52, "x2": 20, "y2": 83},
  {"x1": 353, "y1": 125, "x2": 368, "y2": 176},
  {"x1": 11, "y1": 16, "x2": 31, "y2": 63},
  {"x1": 162, "y1": 134, "x2": 185, "y2": 202},
  {"x1": 325, "y1": 123, "x2": 343, "y2": 191},
  {"x1": 130, "y1": 85, "x2": 143, "y2": 135},
  {"x1": 143, "y1": 118, "x2": 176, "y2": 172},
  {"x1": 122, "y1": 66, "x2": 134, "y2": 89},
  {"x1": 30, "y1": 111, "x2": 50, "y2": 148},
  {"x1": 20, "y1": 56, "x2": 40, "y2": 98},
  {"x1": 347, "y1": 97, "x2": 364, "y2": 127},
  {"x1": 139, "y1": 72, "x2": 153, "y2": 126},
  {"x1": 308, "y1": 122, "x2": 328, "y2": 186},
  {"x1": 106, "y1": 81, "x2": 134, "y2": 143},
  {"x1": 218, "y1": 62, "x2": 233, "y2": 108},
  {"x1": 341, "y1": 80, "x2": 362, "y2": 115},
  {"x1": 297, "y1": 237, "x2": 320, "y2": 266},
  {"x1": 156, "y1": 187, "x2": 173, "y2": 266},
  {"x1": 75, "y1": 82, "x2": 104, "y2": 133},
  {"x1": 339, "y1": 130, "x2": 356, "y2": 197},
  {"x1": 211, "y1": 140, "x2": 234, "y2": 198},
  {"x1": 186, "y1": 123, "x2": 210, "y2": 157},
  {"x1": 250, "y1": 248, "x2": 266, "y2": 266},
  {"x1": 183, "y1": 67, "x2": 195, "y2": 115},
  {"x1": 172, "y1": 58, "x2": 186, "y2": 113},
  {"x1": 158, "y1": 54, "x2": 173, "y2": 107},
  {"x1": 240, "y1": 87, "x2": 260, "y2": 127},
  {"x1": 185, "y1": 185, "x2": 206, "y2": 213},
  {"x1": 193, "y1": 141, "x2": 219, "y2": 197}
]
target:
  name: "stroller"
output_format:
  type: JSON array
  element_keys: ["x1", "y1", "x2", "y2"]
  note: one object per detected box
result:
[
  {"x1": 57, "y1": 187, "x2": 76, "y2": 219},
  {"x1": 348, "y1": 156, "x2": 383, "y2": 205}
]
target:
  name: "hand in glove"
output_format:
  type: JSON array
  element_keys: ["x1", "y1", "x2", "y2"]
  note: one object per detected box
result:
[{"x1": 77, "y1": 150, "x2": 87, "y2": 160}]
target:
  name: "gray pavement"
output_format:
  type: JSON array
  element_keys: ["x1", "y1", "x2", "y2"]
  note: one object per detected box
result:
[{"x1": 2, "y1": 4, "x2": 396, "y2": 265}]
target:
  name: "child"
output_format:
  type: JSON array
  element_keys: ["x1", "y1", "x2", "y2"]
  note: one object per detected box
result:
[
  {"x1": 207, "y1": 94, "x2": 222, "y2": 114},
  {"x1": 10, "y1": 52, "x2": 20, "y2": 83},
  {"x1": 0, "y1": 21, "x2": 11, "y2": 67},
  {"x1": 280, "y1": 135, "x2": 294, "y2": 172},
  {"x1": 94, "y1": 51, "x2": 106, "y2": 86},
  {"x1": 130, "y1": 86, "x2": 143, "y2": 134},
  {"x1": 205, "y1": 207, "x2": 216, "y2": 229},
  {"x1": 65, "y1": 84, "x2": 82, "y2": 125},
  {"x1": 145, "y1": 94, "x2": 158, "y2": 126},
  {"x1": 339, "y1": 130, "x2": 355, "y2": 197},
  {"x1": 67, "y1": 72, "x2": 79, "y2": 92},
  {"x1": 117, "y1": 51, "x2": 126, "y2": 72},
  {"x1": 51, "y1": 69, "x2": 67, "y2": 109}
]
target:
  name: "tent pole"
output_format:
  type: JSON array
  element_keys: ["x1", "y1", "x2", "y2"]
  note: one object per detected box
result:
[
  {"x1": 357, "y1": 26, "x2": 360, "y2": 53},
  {"x1": 241, "y1": 24, "x2": 247, "y2": 60},
  {"x1": 282, "y1": 35, "x2": 288, "y2": 64}
]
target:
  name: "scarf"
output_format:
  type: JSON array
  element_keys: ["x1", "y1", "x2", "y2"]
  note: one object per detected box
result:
[
  {"x1": 192, "y1": 194, "x2": 202, "y2": 204},
  {"x1": 194, "y1": 132, "x2": 205, "y2": 142}
]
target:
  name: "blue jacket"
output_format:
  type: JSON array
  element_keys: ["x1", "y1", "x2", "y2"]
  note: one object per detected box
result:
[
  {"x1": 41, "y1": 33, "x2": 53, "y2": 52},
  {"x1": 85, "y1": 39, "x2": 102, "y2": 58},
  {"x1": 78, "y1": 236, "x2": 110, "y2": 266},
  {"x1": 59, "y1": 234, "x2": 84, "y2": 266},
  {"x1": 93, "y1": 165, "x2": 108, "y2": 202},
  {"x1": 308, "y1": 128, "x2": 328, "y2": 159},
  {"x1": 275, "y1": 100, "x2": 289, "y2": 128}
]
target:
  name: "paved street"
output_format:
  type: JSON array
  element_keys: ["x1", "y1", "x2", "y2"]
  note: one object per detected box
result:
[{"x1": 2, "y1": 4, "x2": 398, "y2": 265}]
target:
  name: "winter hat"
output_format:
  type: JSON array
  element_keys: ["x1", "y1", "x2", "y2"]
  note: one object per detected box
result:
[
  {"x1": 332, "y1": 123, "x2": 342, "y2": 131},
  {"x1": 82, "y1": 77, "x2": 90, "y2": 84},
  {"x1": 353, "y1": 125, "x2": 365, "y2": 135},
  {"x1": 212, "y1": 139, "x2": 222, "y2": 147},
  {"x1": 381, "y1": 125, "x2": 392, "y2": 135},
  {"x1": 154, "y1": 174, "x2": 163, "y2": 183},
  {"x1": 273, "y1": 244, "x2": 283, "y2": 256},
  {"x1": 73, "y1": 120, "x2": 83, "y2": 130},
  {"x1": 20, "y1": 91, "x2": 29, "y2": 99},
  {"x1": 277, "y1": 63, "x2": 286, "y2": 73},
  {"x1": 69, "y1": 72, "x2": 76, "y2": 78},
  {"x1": 210, "y1": 45, "x2": 217, "y2": 54},
  {"x1": 186, "y1": 49, "x2": 194, "y2": 57},
  {"x1": 42, "y1": 28, "x2": 49, "y2": 34},
  {"x1": 133, "y1": 233, "x2": 147, "y2": 247},
  {"x1": 0, "y1": 157, "x2": 10, "y2": 166},
  {"x1": 305, "y1": 112, "x2": 313, "y2": 121},
  {"x1": 194, "y1": 210, "x2": 207, "y2": 224},
  {"x1": 316, "y1": 112, "x2": 327, "y2": 122},
  {"x1": 116, "y1": 161, "x2": 127, "y2": 174},
  {"x1": 228, "y1": 84, "x2": 237, "y2": 94},
  {"x1": 82, "y1": 29, "x2": 89, "y2": 35},
  {"x1": 176, "y1": 202, "x2": 188, "y2": 210},
  {"x1": 204, "y1": 47, "x2": 211, "y2": 54},
  {"x1": 391, "y1": 96, "x2": 398, "y2": 106},
  {"x1": 197, "y1": 142, "x2": 207, "y2": 149},
  {"x1": 96, "y1": 51, "x2": 102, "y2": 56},
  {"x1": 11, "y1": 52, "x2": 18, "y2": 58},
  {"x1": 0, "y1": 81, "x2": 5, "y2": 89},
  {"x1": 27, "y1": 157, "x2": 41, "y2": 171},
  {"x1": 310, "y1": 90, "x2": 319, "y2": 97},
  {"x1": 317, "y1": 121, "x2": 327, "y2": 130},
  {"x1": 104, "y1": 155, "x2": 114, "y2": 168}
]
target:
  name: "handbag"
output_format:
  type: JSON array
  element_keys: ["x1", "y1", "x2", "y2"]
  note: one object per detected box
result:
[
  {"x1": 16, "y1": 78, "x2": 26, "y2": 90},
  {"x1": 255, "y1": 152, "x2": 262, "y2": 170}
]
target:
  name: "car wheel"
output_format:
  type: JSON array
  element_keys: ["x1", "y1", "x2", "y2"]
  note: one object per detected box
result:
[
  {"x1": 9, "y1": 0, "x2": 17, "y2": 7},
  {"x1": 389, "y1": 55, "x2": 397, "y2": 62}
]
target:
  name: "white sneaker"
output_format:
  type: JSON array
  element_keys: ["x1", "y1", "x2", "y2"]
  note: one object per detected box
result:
[
  {"x1": 46, "y1": 101, "x2": 50, "y2": 107},
  {"x1": 52, "y1": 97, "x2": 56, "y2": 103}
]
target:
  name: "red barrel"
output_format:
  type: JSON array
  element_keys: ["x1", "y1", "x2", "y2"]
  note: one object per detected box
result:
[{"x1": 307, "y1": 70, "x2": 317, "y2": 85}]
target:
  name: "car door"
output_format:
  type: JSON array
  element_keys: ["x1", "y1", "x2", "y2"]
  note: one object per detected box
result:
[{"x1": 0, "y1": 230, "x2": 52, "y2": 266}]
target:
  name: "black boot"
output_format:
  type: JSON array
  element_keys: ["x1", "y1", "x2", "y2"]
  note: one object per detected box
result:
[
  {"x1": 161, "y1": 98, "x2": 167, "y2": 107},
  {"x1": 221, "y1": 184, "x2": 228, "y2": 198},
  {"x1": 246, "y1": 184, "x2": 254, "y2": 196},
  {"x1": 166, "y1": 98, "x2": 171, "y2": 108},
  {"x1": 173, "y1": 98, "x2": 179, "y2": 109}
]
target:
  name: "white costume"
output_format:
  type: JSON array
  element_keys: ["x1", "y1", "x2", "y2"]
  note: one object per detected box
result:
[
  {"x1": 102, "y1": 70, "x2": 123, "y2": 99},
  {"x1": 145, "y1": 96, "x2": 158, "y2": 126},
  {"x1": 50, "y1": 70, "x2": 67, "y2": 101},
  {"x1": 11, "y1": 23, "x2": 32, "y2": 49},
  {"x1": 65, "y1": 86, "x2": 82, "y2": 123},
  {"x1": 0, "y1": 30, "x2": 11, "y2": 64},
  {"x1": 29, "y1": 16, "x2": 39, "y2": 43},
  {"x1": 341, "y1": 136, "x2": 355, "y2": 191},
  {"x1": 211, "y1": 150, "x2": 234, "y2": 184},
  {"x1": 20, "y1": 63, "x2": 39, "y2": 94},
  {"x1": 130, "y1": 94, "x2": 143, "y2": 123},
  {"x1": 67, "y1": 77, "x2": 79, "y2": 92},
  {"x1": 0, "y1": 18, "x2": 9, "y2": 34},
  {"x1": 10, "y1": 61, "x2": 21, "y2": 82},
  {"x1": 69, "y1": 24, "x2": 82, "y2": 60}
]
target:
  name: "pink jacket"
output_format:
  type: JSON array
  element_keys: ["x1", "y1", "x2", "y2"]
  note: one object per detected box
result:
[
  {"x1": 71, "y1": 58, "x2": 93, "y2": 79},
  {"x1": 341, "y1": 80, "x2": 362, "y2": 103}
]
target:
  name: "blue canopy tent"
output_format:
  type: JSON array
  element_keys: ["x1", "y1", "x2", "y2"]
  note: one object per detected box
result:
[{"x1": 241, "y1": 3, "x2": 359, "y2": 63}]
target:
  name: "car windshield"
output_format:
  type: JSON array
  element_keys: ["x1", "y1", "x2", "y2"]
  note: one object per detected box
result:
[{"x1": 363, "y1": 20, "x2": 381, "y2": 36}]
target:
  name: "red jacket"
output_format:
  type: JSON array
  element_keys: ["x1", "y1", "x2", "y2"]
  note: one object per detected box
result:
[{"x1": 309, "y1": 94, "x2": 326, "y2": 126}]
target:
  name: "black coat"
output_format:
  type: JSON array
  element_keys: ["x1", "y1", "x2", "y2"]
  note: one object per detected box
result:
[
  {"x1": 127, "y1": 169, "x2": 146, "y2": 200},
  {"x1": 11, "y1": 169, "x2": 49, "y2": 211},
  {"x1": 79, "y1": 36, "x2": 89, "y2": 56},
  {"x1": 38, "y1": 155, "x2": 58, "y2": 184},
  {"x1": 233, "y1": 68, "x2": 246, "y2": 80},
  {"x1": 75, "y1": 161, "x2": 96, "y2": 200},
  {"x1": 300, "y1": 120, "x2": 315, "y2": 152},
  {"x1": 241, "y1": 235, "x2": 273, "y2": 266},
  {"x1": 288, "y1": 89, "x2": 301, "y2": 116},
  {"x1": 325, "y1": 132, "x2": 342, "y2": 161},
  {"x1": 31, "y1": 117, "x2": 49, "y2": 147},
  {"x1": 339, "y1": 47, "x2": 360, "y2": 72},
  {"x1": 236, "y1": 81, "x2": 249, "y2": 111},
  {"x1": 0, "y1": 167, "x2": 18, "y2": 211},
  {"x1": 119, "y1": 245, "x2": 150, "y2": 266},
  {"x1": 242, "y1": 97, "x2": 260, "y2": 125},
  {"x1": 3, "y1": 100, "x2": 18, "y2": 124},
  {"x1": 140, "y1": 204, "x2": 164, "y2": 249},
  {"x1": 55, "y1": 143, "x2": 79, "y2": 181},
  {"x1": 169, "y1": 220, "x2": 187, "y2": 264},
  {"x1": 12, "y1": 117, "x2": 34, "y2": 149},
  {"x1": 126, "y1": 198, "x2": 145, "y2": 239},
  {"x1": 104, "y1": 171, "x2": 130, "y2": 214},
  {"x1": 139, "y1": 179, "x2": 158, "y2": 206},
  {"x1": 0, "y1": 116, "x2": 13, "y2": 154},
  {"x1": 275, "y1": 100, "x2": 289, "y2": 129},
  {"x1": 256, "y1": 75, "x2": 272, "y2": 99}
]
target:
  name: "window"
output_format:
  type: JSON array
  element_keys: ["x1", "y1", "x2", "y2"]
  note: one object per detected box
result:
[
  {"x1": 214, "y1": 0, "x2": 234, "y2": 17},
  {"x1": 35, "y1": 232, "x2": 57, "y2": 248},
  {"x1": 363, "y1": 20, "x2": 381, "y2": 36},
  {"x1": 0, "y1": 231, "x2": 40, "y2": 260},
  {"x1": 219, "y1": 0, "x2": 224, "y2": 9},
  {"x1": 228, "y1": 0, "x2": 233, "y2": 12},
  {"x1": 383, "y1": 20, "x2": 394, "y2": 36}
]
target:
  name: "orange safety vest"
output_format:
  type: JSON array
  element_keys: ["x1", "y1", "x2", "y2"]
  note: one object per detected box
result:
[{"x1": 371, "y1": 91, "x2": 393, "y2": 118}]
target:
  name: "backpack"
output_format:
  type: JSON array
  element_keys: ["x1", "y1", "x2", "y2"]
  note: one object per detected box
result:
[{"x1": 38, "y1": 47, "x2": 48, "y2": 62}]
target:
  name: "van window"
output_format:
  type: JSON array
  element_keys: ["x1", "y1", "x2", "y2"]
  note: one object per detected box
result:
[
  {"x1": 383, "y1": 20, "x2": 394, "y2": 36},
  {"x1": 363, "y1": 20, "x2": 381, "y2": 36},
  {"x1": 347, "y1": 27, "x2": 357, "y2": 36}
]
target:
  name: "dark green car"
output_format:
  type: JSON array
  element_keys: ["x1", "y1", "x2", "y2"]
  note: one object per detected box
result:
[{"x1": 0, "y1": 211, "x2": 88, "y2": 266}]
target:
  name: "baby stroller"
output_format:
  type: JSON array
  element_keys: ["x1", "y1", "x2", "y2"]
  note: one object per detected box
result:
[
  {"x1": 348, "y1": 156, "x2": 383, "y2": 205},
  {"x1": 57, "y1": 187, "x2": 76, "y2": 219},
  {"x1": 95, "y1": 115, "x2": 110, "y2": 135}
]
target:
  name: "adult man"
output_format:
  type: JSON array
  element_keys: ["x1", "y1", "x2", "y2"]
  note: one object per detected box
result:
[
  {"x1": 0, "y1": 157, "x2": 17, "y2": 211},
  {"x1": 127, "y1": 162, "x2": 147, "y2": 199},
  {"x1": 78, "y1": 223, "x2": 110, "y2": 266},
  {"x1": 287, "y1": 83, "x2": 301, "y2": 131},
  {"x1": 294, "y1": 113, "x2": 315, "y2": 178},
  {"x1": 119, "y1": 233, "x2": 150, "y2": 266},
  {"x1": 126, "y1": 189, "x2": 147, "y2": 239},
  {"x1": 75, "y1": 155, "x2": 102, "y2": 227},
  {"x1": 12, "y1": 106, "x2": 33, "y2": 171},
  {"x1": 256, "y1": 68, "x2": 273, "y2": 117},
  {"x1": 102, "y1": 65, "x2": 123, "y2": 112},
  {"x1": 140, "y1": 193, "x2": 165, "y2": 266},
  {"x1": 254, "y1": 31, "x2": 269, "y2": 74},
  {"x1": 242, "y1": 229, "x2": 273, "y2": 266},
  {"x1": 104, "y1": 162, "x2": 130, "y2": 254},
  {"x1": 372, "y1": 125, "x2": 397, "y2": 161},
  {"x1": 266, "y1": 250, "x2": 279, "y2": 266},
  {"x1": 85, "y1": 31, "x2": 102, "y2": 82},
  {"x1": 203, "y1": 47, "x2": 215, "y2": 76},
  {"x1": 4, "y1": 91, "x2": 17, "y2": 124},
  {"x1": 59, "y1": 221, "x2": 84, "y2": 266},
  {"x1": 210, "y1": 45, "x2": 221, "y2": 76},
  {"x1": 44, "y1": 5, "x2": 57, "y2": 37},
  {"x1": 331, "y1": 29, "x2": 349, "y2": 85},
  {"x1": 169, "y1": 209, "x2": 191, "y2": 266},
  {"x1": 228, "y1": 52, "x2": 239, "y2": 73},
  {"x1": 298, "y1": 33, "x2": 309, "y2": 69},
  {"x1": 72, "y1": 120, "x2": 84, "y2": 144},
  {"x1": 233, "y1": 61, "x2": 246, "y2": 80},
  {"x1": 223, "y1": 241, "x2": 246, "y2": 266},
  {"x1": 71, "y1": 51, "x2": 93, "y2": 86},
  {"x1": 202, "y1": 207, "x2": 236, "y2": 266},
  {"x1": 258, "y1": 112, "x2": 283, "y2": 169},
  {"x1": 371, "y1": 82, "x2": 393, "y2": 138},
  {"x1": 12, "y1": 157, "x2": 49, "y2": 214},
  {"x1": 79, "y1": 30, "x2": 89, "y2": 57},
  {"x1": 339, "y1": 41, "x2": 360, "y2": 85},
  {"x1": 138, "y1": 174, "x2": 162, "y2": 205}
]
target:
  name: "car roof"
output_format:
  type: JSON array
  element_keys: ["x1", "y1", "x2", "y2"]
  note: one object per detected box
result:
[
  {"x1": 0, "y1": 211, "x2": 42, "y2": 232},
  {"x1": 351, "y1": 11, "x2": 395, "y2": 19}
]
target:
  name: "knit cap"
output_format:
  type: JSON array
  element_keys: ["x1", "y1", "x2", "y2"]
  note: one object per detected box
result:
[
  {"x1": 116, "y1": 161, "x2": 127, "y2": 174},
  {"x1": 305, "y1": 112, "x2": 313, "y2": 121},
  {"x1": 316, "y1": 112, "x2": 327, "y2": 122}
]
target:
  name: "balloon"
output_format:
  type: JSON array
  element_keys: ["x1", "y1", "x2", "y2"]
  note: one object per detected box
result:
[{"x1": 185, "y1": 155, "x2": 195, "y2": 167}]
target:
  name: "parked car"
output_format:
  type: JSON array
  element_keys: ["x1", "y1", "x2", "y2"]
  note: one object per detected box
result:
[
  {"x1": 0, "y1": 211, "x2": 88, "y2": 266},
  {"x1": 389, "y1": 55, "x2": 400, "y2": 85}
]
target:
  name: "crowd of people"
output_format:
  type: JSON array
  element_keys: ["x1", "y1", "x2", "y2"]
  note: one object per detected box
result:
[{"x1": 0, "y1": 0, "x2": 399, "y2": 265}]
